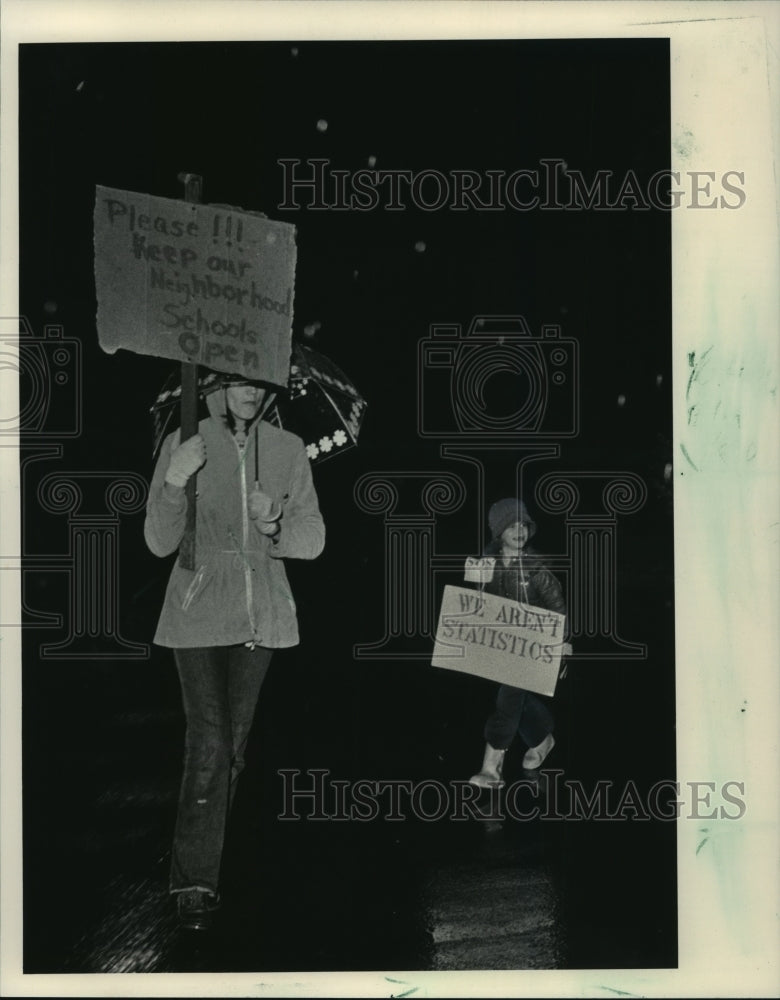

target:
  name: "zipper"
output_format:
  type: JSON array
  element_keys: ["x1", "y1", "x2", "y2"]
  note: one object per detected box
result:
[
  {"x1": 518, "y1": 551, "x2": 530, "y2": 606},
  {"x1": 235, "y1": 436, "x2": 258, "y2": 645}
]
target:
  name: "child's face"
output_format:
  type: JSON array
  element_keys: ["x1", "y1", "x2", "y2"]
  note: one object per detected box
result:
[{"x1": 500, "y1": 521, "x2": 529, "y2": 554}]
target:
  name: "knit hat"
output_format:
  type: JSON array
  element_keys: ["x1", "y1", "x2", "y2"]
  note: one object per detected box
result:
[{"x1": 488, "y1": 498, "x2": 536, "y2": 541}]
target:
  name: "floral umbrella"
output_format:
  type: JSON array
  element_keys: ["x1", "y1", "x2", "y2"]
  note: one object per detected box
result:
[
  {"x1": 151, "y1": 342, "x2": 367, "y2": 465},
  {"x1": 273, "y1": 342, "x2": 366, "y2": 463}
]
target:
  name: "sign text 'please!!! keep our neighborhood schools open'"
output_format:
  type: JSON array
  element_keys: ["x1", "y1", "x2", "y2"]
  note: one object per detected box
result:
[{"x1": 94, "y1": 187, "x2": 296, "y2": 386}]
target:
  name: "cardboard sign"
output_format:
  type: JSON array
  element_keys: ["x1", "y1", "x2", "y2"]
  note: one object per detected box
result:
[
  {"x1": 94, "y1": 186, "x2": 296, "y2": 386},
  {"x1": 431, "y1": 585, "x2": 566, "y2": 696},
  {"x1": 463, "y1": 556, "x2": 495, "y2": 584}
]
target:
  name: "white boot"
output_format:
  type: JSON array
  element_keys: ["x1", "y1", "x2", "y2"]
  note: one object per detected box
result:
[
  {"x1": 469, "y1": 743, "x2": 507, "y2": 788},
  {"x1": 522, "y1": 733, "x2": 555, "y2": 770}
]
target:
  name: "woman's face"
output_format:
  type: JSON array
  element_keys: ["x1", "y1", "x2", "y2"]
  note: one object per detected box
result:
[
  {"x1": 500, "y1": 521, "x2": 529, "y2": 555},
  {"x1": 226, "y1": 384, "x2": 267, "y2": 422}
]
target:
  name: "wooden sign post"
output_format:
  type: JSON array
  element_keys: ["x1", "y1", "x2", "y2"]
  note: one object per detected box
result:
[{"x1": 179, "y1": 172, "x2": 202, "y2": 570}]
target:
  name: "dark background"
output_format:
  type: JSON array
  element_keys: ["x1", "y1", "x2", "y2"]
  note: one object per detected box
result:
[{"x1": 19, "y1": 40, "x2": 675, "y2": 973}]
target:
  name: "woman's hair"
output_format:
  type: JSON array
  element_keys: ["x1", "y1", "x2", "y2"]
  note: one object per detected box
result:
[{"x1": 223, "y1": 401, "x2": 239, "y2": 436}]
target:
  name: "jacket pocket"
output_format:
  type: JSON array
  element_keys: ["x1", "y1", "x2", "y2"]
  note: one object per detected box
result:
[{"x1": 274, "y1": 566, "x2": 296, "y2": 616}]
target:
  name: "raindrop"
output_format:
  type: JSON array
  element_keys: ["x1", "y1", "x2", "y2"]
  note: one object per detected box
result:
[
  {"x1": 316, "y1": 119, "x2": 328, "y2": 132},
  {"x1": 291, "y1": 46, "x2": 299, "y2": 57},
  {"x1": 353, "y1": 270, "x2": 359, "y2": 280},
  {"x1": 303, "y1": 321, "x2": 321, "y2": 339},
  {"x1": 414, "y1": 241, "x2": 427, "y2": 253},
  {"x1": 367, "y1": 155, "x2": 377, "y2": 168},
  {"x1": 663, "y1": 462, "x2": 672, "y2": 481},
  {"x1": 656, "y1": 374, "x2": 663, "y2": 386},
  {"x1": 617, "y1": 394, "x2": 626, "y2": 407},
  {"x1": 43, "y1": 300, "x2": 57, "y2": 315},
  {"x1": 76, "y1": 80, "x2": 85, "y2": 93}
]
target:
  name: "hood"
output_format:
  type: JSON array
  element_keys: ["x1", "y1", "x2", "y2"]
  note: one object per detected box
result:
[
  {"x1": 487, "y1": 497, "x2": 537, "y2": 541},
  {"x1": 205, "y1": 382, "x2": 277, "y2": 429}
]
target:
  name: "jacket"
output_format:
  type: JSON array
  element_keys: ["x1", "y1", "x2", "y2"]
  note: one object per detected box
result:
[
  {"x1": 144, "y1": 390, "x2": 325, "y2": 649},
  {"x1": 481, "y1": 545, "x2": 567, "y2": 628}
]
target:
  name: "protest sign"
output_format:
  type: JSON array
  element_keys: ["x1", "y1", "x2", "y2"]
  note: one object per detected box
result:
[
  {"x1": 432, "y1": 584, "x2": 566, "y2": 696},
  {"x1": 94, "y1": 185, "x2": 296, "y2": 386},
  {"x1": 463, "y1": 556, "x2": 496, "y2": 585}
]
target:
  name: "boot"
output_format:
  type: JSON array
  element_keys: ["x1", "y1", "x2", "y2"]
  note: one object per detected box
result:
[
  {"x1": 522, "y1": 733, "x2": 555, "y2": 770},
  {"x1": 176, "y1": 888, "x2": 221, "y2": 931},
  {"x1": 469, "y1": 743, "x2": 507, "y2": 788}
]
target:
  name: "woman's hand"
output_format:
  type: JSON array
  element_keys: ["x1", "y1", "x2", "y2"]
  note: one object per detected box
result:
[
  {"x1": 165, "y1": 433, "x2": 206, "y2": 487},
  {"x1": 255, "y1": 519, "x2": 281, "y2": 538},
  {"x1": 249, "y1": 489, "x2": 281, "y2": 524}
]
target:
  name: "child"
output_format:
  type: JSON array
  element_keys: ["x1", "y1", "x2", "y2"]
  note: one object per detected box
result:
[{"x1": 469, "y1": 498, "x2": 567, "y2": 788}]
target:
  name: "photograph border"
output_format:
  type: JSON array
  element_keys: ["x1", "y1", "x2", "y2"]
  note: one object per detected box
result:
[{"x1": 2, "y1": 2, "x2": 778, "y2": 997}]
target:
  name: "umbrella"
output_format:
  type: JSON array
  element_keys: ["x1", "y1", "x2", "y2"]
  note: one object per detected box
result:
[
  {"x1": 272, "y1": 342, "x2": 366, "y2": 463},
  {"x1": 150, "y1": 342, "x2": 367, "y2": 466}
]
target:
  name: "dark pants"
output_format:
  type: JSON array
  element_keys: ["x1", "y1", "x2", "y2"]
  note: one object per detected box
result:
[
  {"x1": 170, "y1": 644, "x2": 272, "y2": 895},
  {"x1": 484, "y1": 683, "x2": 554, "y2": 751}
]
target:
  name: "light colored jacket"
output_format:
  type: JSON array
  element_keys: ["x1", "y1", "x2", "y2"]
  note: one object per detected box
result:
[{"x1": 144, "y1": 391, "x2": 325, "y2": 648}]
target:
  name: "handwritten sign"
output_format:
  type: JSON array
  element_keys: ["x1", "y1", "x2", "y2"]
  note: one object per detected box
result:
[
  {"x1": 94, "y1": 186, "x2": 296, "y2": 386},
  {"x1": 431, "y1": 585, "x2": 566, "y2": 696},
  {"x1": 463, "y1": 556, "x2": 496, "y2": 585}
]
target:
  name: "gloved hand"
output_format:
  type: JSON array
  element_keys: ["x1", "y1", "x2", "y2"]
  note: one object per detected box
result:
[
  {"x1": 249, "y1": 489, "x2": 281, "y2": 525},
  {"x1": 255, "y1": 518, "x2": 281, "y2": 537},
  {"x1": 165, "y1": 433, "x2": 206, "y2": 487}
]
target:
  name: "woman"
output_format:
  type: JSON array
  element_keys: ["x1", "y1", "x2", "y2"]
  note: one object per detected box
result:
[
  {"x1": 469, "y1": 497, "x2": 567, "y2": 788},
  {"x1": 145, "y1": 373, "x2": 325, "y2": 930}
]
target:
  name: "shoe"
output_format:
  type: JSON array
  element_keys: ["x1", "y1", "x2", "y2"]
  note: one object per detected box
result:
[
  {"x1": 522, "y1": 733, "x2": 555, "y2": 770},
  {"x1": 469, "y1": 743, "x2": 507, "y2": 788},
  {"x1": 176, "y1": 888, "x2": 221, "y2": 931}
]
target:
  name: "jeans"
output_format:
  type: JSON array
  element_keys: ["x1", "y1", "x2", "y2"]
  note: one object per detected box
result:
[
  {"x1": 484, "y1": 683, "x2": 554, "y2": 751},
  {"x1": 170, "y1": 644, "x2": 272, "y2": 894}
]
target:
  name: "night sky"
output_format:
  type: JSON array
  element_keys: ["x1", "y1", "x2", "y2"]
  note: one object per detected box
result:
[{"x1": 19, "y1": 36, "x2": 673, "y2": 634}]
